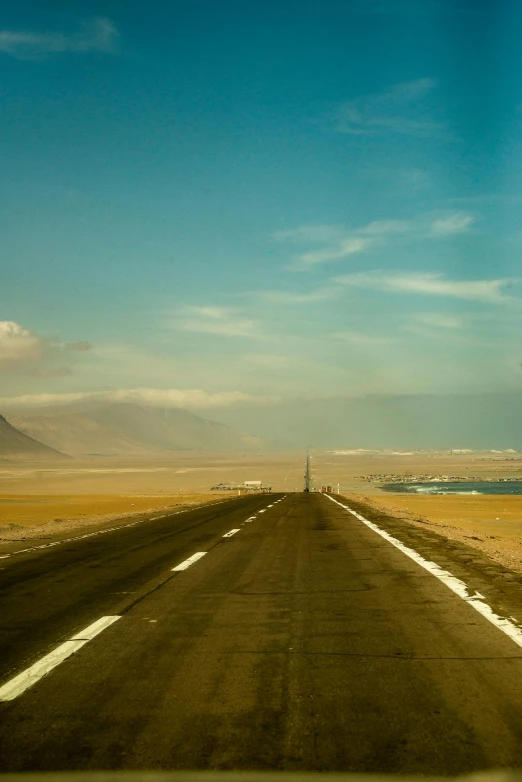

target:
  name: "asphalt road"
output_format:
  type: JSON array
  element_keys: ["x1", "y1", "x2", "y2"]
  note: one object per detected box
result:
[{"x1": 1, "y1": 492, "x2": 522, "y2": 774}]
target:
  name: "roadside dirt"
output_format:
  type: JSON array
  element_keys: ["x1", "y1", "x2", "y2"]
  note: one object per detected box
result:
[
  {"x1": 0, "y1": 493, "x2": 228, "y2": 544},
  {"x1": 347, "y1": 491, "x2": 522, "y2": 575}
]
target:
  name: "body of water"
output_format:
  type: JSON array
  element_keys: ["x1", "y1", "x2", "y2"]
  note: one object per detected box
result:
[{"x1": 381, "y1": 481, "x2": 522, "y2": 495}]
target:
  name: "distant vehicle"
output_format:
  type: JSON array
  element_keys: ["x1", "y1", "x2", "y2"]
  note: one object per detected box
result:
[{"x1": 321, "y1": 485, "x2": 333, "y2": 493}]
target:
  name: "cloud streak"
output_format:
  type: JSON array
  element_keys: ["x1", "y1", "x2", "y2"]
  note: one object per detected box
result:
[
  {"x1": 411, "y1": 313, "x2": 464, "y2": 329},
  {"x1": 298, "y1": 237, "x2": 374, "y2": 266},
  {"x1": 257, "y1": 287, "x2": 335, "y2": 304},
  {"x1": 331, "y1": 331, "x2": 395, "y2": 345},
  {"x1": 0, "y1": 388, "x2": 279, "y2": 410},
  {"x1": 176, "y1": 306, "x2": 260, "y2": 338},
  {"x1": 333, "y1": 272, "x2": 515, "y2": 303},
  {"x1": 333, "y1": 78, "x2": 449, "y2": 138},
  {"x1": 0, "y1": 18, "x2": 118, "y2": 59},
  {"x1": 276, "y1": 210, "x2": 476, "y2": 268}
]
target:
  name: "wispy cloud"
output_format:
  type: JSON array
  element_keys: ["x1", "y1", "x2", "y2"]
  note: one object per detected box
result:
[
  {"x1": 177, "y1": 306, "x2": 259, "y2": 338},
  {"x1": 276, "y1": 210, "x2": 476, "y2": 269},
  {"x1": 331, "y1": 331, "x2": 394, "y2": 345},
  {"x1": 411, "y1": 313, "x2": 464, "y2": 329},
  {"x1": 0, "y1": 18, "x2": 118, "y2": 59},
  {"x1": 298, "y1": 237, "x2": 374, "y2": 266},
  {"x1": 257, "y1": 287, "x2": 335, "y2": 304},
  {"x1": 429, "y1": 212, "x2": 475, "y2": 236},
  {"x1": 275, "y1": 225, "x2": 374, "y2": 268},
  {"x1": 0, "y1": 388, "x2": 279, "y2": 410},
  {"x1": 332, "y1": 78, "x2": 450, "y2": 139},
  {"x1": 333, "y1": 272, "x2": 516, "y2": 303}
]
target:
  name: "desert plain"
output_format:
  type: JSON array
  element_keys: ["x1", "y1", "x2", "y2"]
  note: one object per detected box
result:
[{"x1": 2, "y1": 449, "x2": 522, "y2": 573}]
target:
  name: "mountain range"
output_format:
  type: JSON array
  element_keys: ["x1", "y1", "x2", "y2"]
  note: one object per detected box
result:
[
  {"x1": 3, "y1": 401, "x2": 267, "y2": 457},
  {"x1": 0, "y1": 414, "x2": 68, "y2": 460}
]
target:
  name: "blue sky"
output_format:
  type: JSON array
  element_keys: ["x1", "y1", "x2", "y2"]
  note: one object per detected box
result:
[{"x1": 2, "y1": 0, "x2": 522, "y2": 411}]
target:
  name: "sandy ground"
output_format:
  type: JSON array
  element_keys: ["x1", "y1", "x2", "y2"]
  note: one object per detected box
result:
[
  {"x1": 0, "y1": 493, "x2": 231, "y2": 543},
  {"x1": 2, "y1": 451, "x2": 522, "y2": 570},
  {"x1": 0, "y1": 452, "x2": 306, "y2": 495},
  {"x1": 0, "y1": 453, "x2": 305, "y2": 544}
]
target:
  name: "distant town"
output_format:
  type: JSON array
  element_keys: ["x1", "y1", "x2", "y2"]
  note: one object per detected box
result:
[
  {"x1": 210, "y1": 481, "x2": 272, "y2": 493},
  {"x1": 360, "y1": 474, "x2": 522, "y2": 484}
]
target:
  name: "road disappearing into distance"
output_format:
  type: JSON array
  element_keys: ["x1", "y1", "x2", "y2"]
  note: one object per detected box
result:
[{"x1": 1, "y1": 491, "x2": 522, "y2": 773}]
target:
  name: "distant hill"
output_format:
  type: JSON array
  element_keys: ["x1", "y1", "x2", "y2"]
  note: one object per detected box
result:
[
  {"x1": 6, "y1": 401, "x2": 267, "y2": 456},
  {"x1": 0, "y1": 414, "x2": 68, "y2": 460}
]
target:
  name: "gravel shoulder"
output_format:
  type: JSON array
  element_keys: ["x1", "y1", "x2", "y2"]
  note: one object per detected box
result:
[{"x1": 349, "y1": 491, "x2": 522, "y2": 574}]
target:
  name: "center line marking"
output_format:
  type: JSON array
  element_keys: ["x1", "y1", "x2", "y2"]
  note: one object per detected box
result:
[
  {"x1": 325, "y1": 494, "x2": 522, "y2": 649},
  {"x1": 0, "y1": 616, "x2": 120, "y2": 702},
  {"x1": 171, "y1": 551, "x2": 207, "y2": 571},
  {"x1": 223, "y1": 529, "x2": 240, "y2": 538}
]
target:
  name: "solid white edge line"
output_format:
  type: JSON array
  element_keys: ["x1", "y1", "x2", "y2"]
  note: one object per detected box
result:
[
  {"x1": 171, "y1": 551, "x2": 207, "y2": 571},
  {"x1": 223, "y1": 529, "x2": 240, "y2": 538},
  {"x1": 0, "y1": 616, "x2": 120, "y2": 702},
  {"x1": 325, "y1": 494, "x2": 522, "y2": 649}
]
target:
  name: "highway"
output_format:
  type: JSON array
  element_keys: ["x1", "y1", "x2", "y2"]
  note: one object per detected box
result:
[{"x1": 1, "y1": 492, "x2": 522, "y2": 773}]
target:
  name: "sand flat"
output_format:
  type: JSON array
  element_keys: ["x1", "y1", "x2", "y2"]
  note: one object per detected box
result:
[
  {"x1": 0, "y1": 453, "x2": 304, "y2": 495},
  {"x1": 0, "y1": 493, "x2": 216, "y2": 528}
]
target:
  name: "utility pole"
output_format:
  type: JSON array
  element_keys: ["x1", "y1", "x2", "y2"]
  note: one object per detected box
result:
[{"x1": 304, "y1": 448, "x2": 311, "y2": 492}]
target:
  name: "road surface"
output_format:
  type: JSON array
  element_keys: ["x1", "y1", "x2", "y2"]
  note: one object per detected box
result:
[{"x1": 1, "y1": 492, "x2": 522, "y2": 773}]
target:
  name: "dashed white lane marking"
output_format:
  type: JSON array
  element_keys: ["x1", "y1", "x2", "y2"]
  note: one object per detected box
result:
[
  {"x1": 0, "y1": 499, "x2": 239, "y2": 561},
  {"x1": 0, "y1": 498, "x2": 279, "y2": 699},
  {"x1": 171, "y1": 552, "x2": 207, "y2": 571},
  {"x1": 0, "y1": 616, "x2": 120, "y2": 702},
  {"x1": 326, "y1": 495, "x2": 522, "y2": 649}
]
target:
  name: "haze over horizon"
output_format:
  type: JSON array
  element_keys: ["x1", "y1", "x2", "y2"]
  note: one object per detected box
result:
[{"x1": 3, "y1": 0, "x2": 522, "y2": 445}]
